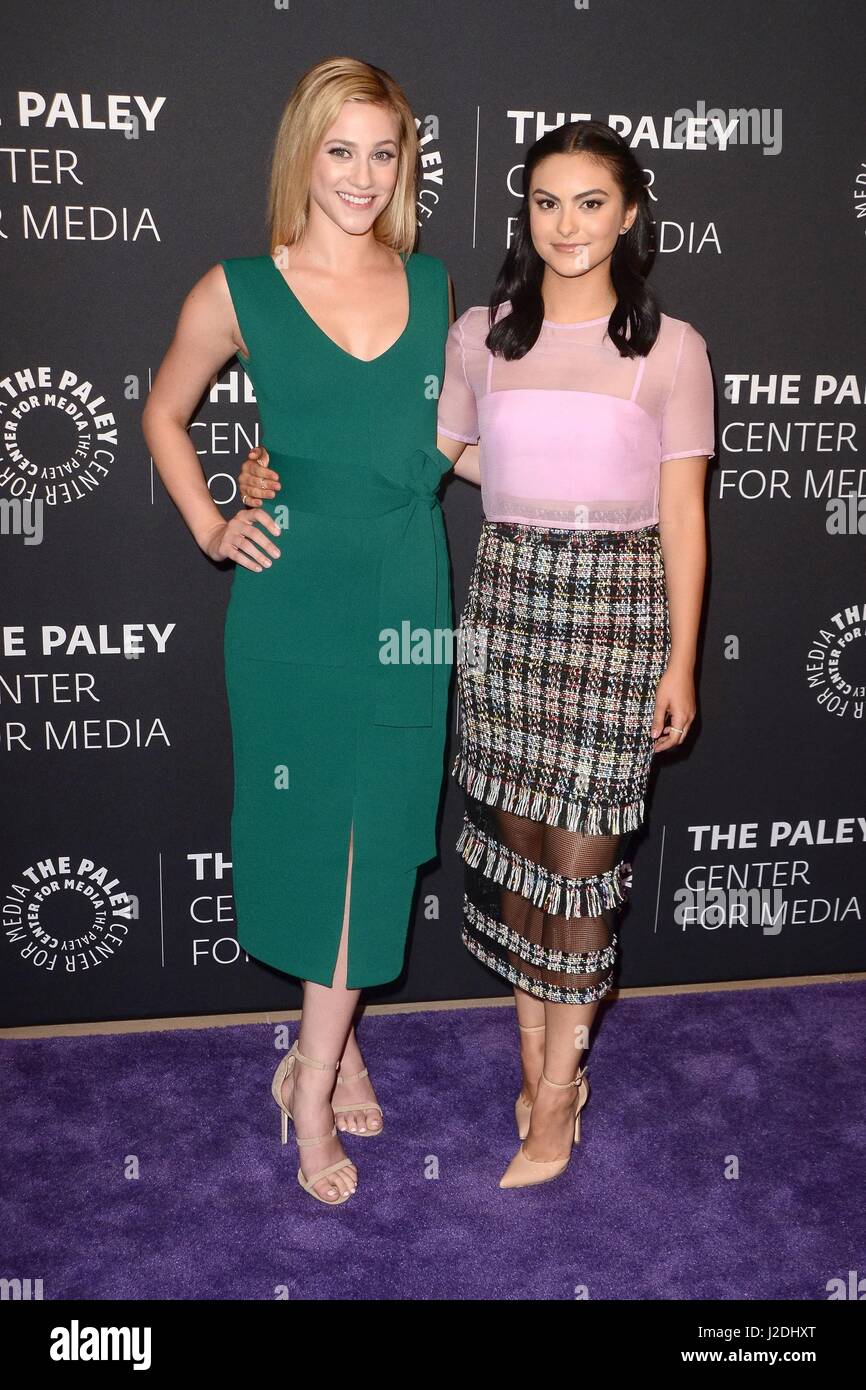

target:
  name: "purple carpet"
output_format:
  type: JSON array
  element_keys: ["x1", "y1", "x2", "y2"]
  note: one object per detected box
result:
[{"x1": 2, "y1": 981, "x2": 863, "y2": 1300}]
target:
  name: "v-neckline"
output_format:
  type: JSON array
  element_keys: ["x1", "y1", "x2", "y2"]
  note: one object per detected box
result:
[{"x1": 264, "y1": 250, "x2": 413, "y2": 365}]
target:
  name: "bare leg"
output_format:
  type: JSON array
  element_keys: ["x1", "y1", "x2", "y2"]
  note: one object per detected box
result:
[
  {"x1": 334, "y1": 840, "x2": 384, "y2": 1132},
  {"x1": 332, "y1": 820, "x2": 382, "y2": 1133},
  {"x1": 281, "y1": 823, "x2": 360, "y2": 1200},
  {"x1": 514, "y1": 985, "x2": 546, "y2": 1108}
]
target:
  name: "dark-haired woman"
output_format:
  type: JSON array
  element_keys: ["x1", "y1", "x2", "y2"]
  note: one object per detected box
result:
[
  {"x1": 238, "y1": 119, "x2": 715, "y2": 1191},
  {"x1": 437, "y1": 121, "x2": 714, "y2": 1188}
]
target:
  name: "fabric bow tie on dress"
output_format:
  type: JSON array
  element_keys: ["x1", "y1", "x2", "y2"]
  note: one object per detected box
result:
[{"x1": 373, "y1": 445, "x2": 453, "y2": 729}]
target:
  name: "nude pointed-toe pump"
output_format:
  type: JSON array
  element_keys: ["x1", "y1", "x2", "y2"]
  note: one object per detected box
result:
[
  {"x1": 271, "y1": 1040, "x2": 357, "y2": 1206},
  {"x1": 332, "y1": 1062, "x2": 384, "y2": 1136},
  {"x1": 499, "y1": 1066, "x2": 590, "y2": 1190},
  {"x1": 515, "y1": 1021, "x2": 545, "y2": 1141}
]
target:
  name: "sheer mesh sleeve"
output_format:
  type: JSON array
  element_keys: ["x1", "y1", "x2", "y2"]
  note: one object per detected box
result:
[
  {"x1": 660, "y1": 322, "x2": 715, "y2": 462},
  {"x1": 438, "y1": 314, "x2": 480, "y2": 444}
]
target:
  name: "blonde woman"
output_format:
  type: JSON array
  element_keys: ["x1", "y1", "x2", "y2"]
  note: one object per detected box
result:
[{"x1": 142, "y1": 57, "x2": 474, "y2": 1205}]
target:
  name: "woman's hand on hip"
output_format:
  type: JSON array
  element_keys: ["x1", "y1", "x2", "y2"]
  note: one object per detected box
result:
[
  {"x1": 238, "y1": 444, "x2": 281, "y2": 507},
  {"x1": 200, "y1": 508, "x2": 282, "y2": 571}
]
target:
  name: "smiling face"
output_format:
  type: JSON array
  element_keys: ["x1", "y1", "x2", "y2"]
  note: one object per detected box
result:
[
  {"x1": 528, "y1": 150, "x2": 637, "y2": 278},
  {"x1": 307, "y1": 98, "x2": 402, "y2": 236}
]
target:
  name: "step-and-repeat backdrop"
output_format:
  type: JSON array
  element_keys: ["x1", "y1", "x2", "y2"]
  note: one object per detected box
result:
[{"x1": 2, "y1": 2, "x2": 863, "y2": 1026}]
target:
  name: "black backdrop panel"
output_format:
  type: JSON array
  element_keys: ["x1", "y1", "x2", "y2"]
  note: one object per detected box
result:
[{"x1": 2, "y1": 1, "x2": 863, "y2": 1025}]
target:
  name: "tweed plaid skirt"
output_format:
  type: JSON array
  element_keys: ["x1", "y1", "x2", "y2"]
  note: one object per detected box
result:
[{"x1": 452, "y1": 520, "x2": 671, "y2": 1004}]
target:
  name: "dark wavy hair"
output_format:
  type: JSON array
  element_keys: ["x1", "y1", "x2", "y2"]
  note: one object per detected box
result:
[{"x1": 487, "y1": 120, "x2": 659, "y2": 360}]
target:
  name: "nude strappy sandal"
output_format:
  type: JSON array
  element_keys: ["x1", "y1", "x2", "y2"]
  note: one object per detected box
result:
[
  {"x1": 499, "y1": 1066, "x2": 590, "y2": 1189},
  {"x1": 271, "y1": 1040, "x2": 357, "y2": 1205},
  {"x1": 515, "y1": 1020, "x2": 545, "y2": 1140},
  {"x1": 332, "y1": 1061, "x2": 384, "y2": 1136}
]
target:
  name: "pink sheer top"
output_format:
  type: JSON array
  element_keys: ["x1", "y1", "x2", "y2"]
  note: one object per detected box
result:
[{"x1": 437, "y1": 303, "x2": 715, "y2": 529}]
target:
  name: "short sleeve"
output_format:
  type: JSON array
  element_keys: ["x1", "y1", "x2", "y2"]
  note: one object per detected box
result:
[
  {"x1": 660, "y1": 323, "x2": 715, "y2": 462},
  {"x1": 437, "y1": 314, "x2": 480, "y2": 444}
]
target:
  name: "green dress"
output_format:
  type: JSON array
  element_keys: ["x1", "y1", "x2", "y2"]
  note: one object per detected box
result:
[{"x1": 219, "y1": 251, "x2": 453, "y2": 987}]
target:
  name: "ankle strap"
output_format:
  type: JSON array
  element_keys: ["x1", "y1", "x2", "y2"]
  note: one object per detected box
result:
[
  {"x1": 292, "y1": 1041, "x2": 340, "y2": 1073},
  {"x1": 540, "y1": 1066, "x2": 584, "y2": 1089},
  {"x1": 337, "y1": 1066, "x2": 368, "y2": 1084},
  {"x1": 295, "y1": 1124, "x2": 338, "y2": 1147}
]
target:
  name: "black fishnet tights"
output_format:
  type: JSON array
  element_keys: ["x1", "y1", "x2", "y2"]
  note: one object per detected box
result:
[{"x1": 494, "y1": 806, "x2": 622, "y2": 994}]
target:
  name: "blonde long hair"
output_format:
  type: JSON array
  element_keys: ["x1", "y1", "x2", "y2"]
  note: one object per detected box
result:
[{"x1": 267, "y1": 56, "x2": 420, "y2": 257}]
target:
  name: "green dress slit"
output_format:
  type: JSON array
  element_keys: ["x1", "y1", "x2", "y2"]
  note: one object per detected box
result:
[{"x1": 219, "y1": 251, "x2": 453, "y2": 987}]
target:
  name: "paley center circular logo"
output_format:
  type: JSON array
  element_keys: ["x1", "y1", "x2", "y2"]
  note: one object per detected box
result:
[
  {"x1": 806, "y1": 602, "x2": 866, "y2": 721},
  {"x1": 3, "y1": 854, "x2": 137, "y2": 973},
  {"x1": 415, "y1": 114, "x2": 445, "y2": 226},
  {"x1": 0, "y1": 365, "x2": 118, "y2": 505}
]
